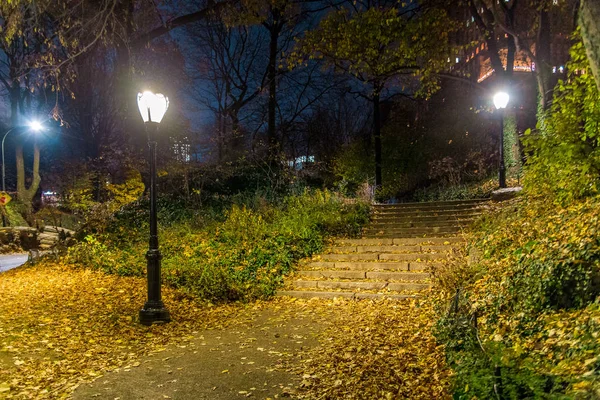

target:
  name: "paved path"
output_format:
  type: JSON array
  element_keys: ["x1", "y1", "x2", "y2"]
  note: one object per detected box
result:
[
  {"x1": 0, "y1": 253, "x2": 28, "y2": 273},
  {"x1": 73, "y1": 306, "x2": 330, "y2": 400}
]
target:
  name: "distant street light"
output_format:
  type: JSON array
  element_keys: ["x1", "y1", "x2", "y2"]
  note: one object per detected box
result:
[
  {"x1": 137, "y1": 90, "x2": 171, "y2": 326},
  {"x1": 493, "y1": 91, "x2": 509, "y2": 189},
  {"x1": 2, "y1": 120, "x2": 44, "y2": 193}
]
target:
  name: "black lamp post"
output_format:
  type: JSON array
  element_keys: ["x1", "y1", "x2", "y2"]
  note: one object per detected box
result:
[
  {"x1": 137, "y1": 90, "x2": 171, "y2": 326},
  {"x1": 493, "y1": 91, "x2": 509, "y2": 189}
]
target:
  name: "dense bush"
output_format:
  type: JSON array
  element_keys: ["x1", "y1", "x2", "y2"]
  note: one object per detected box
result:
[
  {"x1": 435, "y1": 197, "x2": 600, "y2": 399},
  {"x1": 66, "y1": 190, "x2": 369, "y2": 301},
  {"x1": 435, "y1": 35, "x2": 600, "y2": 399},
  {"x1": 523, "y1": 35, "x2": 600, "y2": 204}
]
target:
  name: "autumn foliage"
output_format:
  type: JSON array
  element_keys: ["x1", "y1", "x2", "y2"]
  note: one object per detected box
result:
[{"x1": 434, "y1": 37, "x2": 600, "y2": 399}]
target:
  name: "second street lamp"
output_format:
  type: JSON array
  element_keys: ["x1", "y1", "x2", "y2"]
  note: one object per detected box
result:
[
  {"x1": 493, "y1": 91, "x2": 509, "y2": 189},
  {"x1": 137, "y1": 90, "x2": 171, "y2": 326}
]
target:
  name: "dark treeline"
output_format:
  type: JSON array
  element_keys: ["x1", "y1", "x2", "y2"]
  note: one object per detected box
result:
[{"x1": 0, "y1": 0, "x2": 590, "y2": 213}]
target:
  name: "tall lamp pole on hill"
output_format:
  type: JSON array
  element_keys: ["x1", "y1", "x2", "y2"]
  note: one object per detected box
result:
[
  {"x1": 493, "y1": 91, "x2": 509, "y2": 189},
  {"x1": 137, "y1": 90, "x2": 171, "y2": 326}
]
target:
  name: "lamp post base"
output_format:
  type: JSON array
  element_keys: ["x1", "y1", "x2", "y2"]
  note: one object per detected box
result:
[{"x1": 139, "y1": 302, "x2": 170, "y2": 326}]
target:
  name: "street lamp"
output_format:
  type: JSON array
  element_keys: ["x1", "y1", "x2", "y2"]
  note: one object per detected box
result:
[
  {"x1": 137, "y1": 90, "x2": 171, "y2": 326},
  {"x1": 2, "y1": 120, "x2": 44, "y2": 192},
  {"x1": 493, "y1": 91, "x2": 509, "y2": 189}
]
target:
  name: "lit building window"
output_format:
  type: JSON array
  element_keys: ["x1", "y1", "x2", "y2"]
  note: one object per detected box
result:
[
  {"x1": 287, "y1": 155, "x2": 315, "y2": 170},
  {"x1": 456, "y1": 57, "x2": 460, "y2": 63},
  {"x1": 173, "y1": 139, "x2": 191, "y2": 162}
]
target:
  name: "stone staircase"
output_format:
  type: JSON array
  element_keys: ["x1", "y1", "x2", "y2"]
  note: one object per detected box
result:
[{"x1": 279, "y1": 199, "x2": 489, "y2": 300}]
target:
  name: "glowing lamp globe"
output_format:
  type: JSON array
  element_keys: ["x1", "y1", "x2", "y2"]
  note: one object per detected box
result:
[
  {"x1": 137, "y1": 91, "x2": 169, "y2": 123},
  {"x1": 29, "y1": 120, "x2": 43, "y2": 132},
  {"x1": 493, "y1": 92, "x2": 509, "y2": 110}
]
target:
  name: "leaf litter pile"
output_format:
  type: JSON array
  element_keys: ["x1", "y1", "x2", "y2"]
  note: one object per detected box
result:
[{"x1": 0, "y1": 263, "x2": 451, "y2": 399}]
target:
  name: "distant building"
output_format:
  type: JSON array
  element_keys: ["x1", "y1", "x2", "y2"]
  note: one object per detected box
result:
[{"x1": 448, "y1": 2, "x2": 573, "y2": 85}]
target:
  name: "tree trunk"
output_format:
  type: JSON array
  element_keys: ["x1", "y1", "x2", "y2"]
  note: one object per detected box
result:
[
  {"x1": 580, "y1": 0, "x2": 600, "y2": 91},
  {"x1": 16, "y1": 142, "x2": 41, "y2": 214},
  {"x1": 536, "y1": 9, "x2": 552, "y2": 111},
  {"x1": 9, "y1": 85, "x2": 19, "y2": 126},
  {"x1": 217, "y1": 112, "x2": 224, "y2": 163},
  {"x1": 266, "y1": 8, "x2": 282, "y2": 161},
  {"x1": 373, "y1": 90, "x2": 382, "y2": 188}
]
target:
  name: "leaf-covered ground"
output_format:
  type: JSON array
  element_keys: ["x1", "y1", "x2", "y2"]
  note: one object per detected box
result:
[
  {"x1": 0, "y1": 262, "x2": 240, "y2": 398},
  {"x1": 0, "y1": 263, "x2": 450, "y2": 399},
  {"x1": 292, "y1": 298, "x2": 451, "y2": 399}
]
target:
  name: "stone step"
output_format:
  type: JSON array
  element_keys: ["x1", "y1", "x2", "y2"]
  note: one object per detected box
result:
[
  {"x1": 375, "y1": 199, "x2": 489, "y2": 208},
  {"x1": 296, "y1": 270, "x2": 430, "y2": 281},
  {"x1": 371, "y1": 213, "x2": 482, "y2": 222},
  {"x1": 276, "y1": 291, "x2": 416, "y2": 300},
  {"x1": 367, "y1": 219, "x2": 474, "y2": 229},
  {"x1": 362, "y1": 233, "x2": 461, "y2": 239},
  {"x1": 304, "y1": 261, "x2": 437, "y2": 271},
  {"x1": 373, "y1": 199, "x2": 488, "y2": 210},
  {"x1": 320, "y1": 253, "x2": 444, "y2": 262},
  {"x1": 335, "y1": 237, "x2": 464, "y2": 246},
  {"x1": 292, "y1": 280, "x2": 430, "y2": 292},
  {"x1": 326, "y1": 244, "x2": 456, "y2": 254},
  {"x1": 364, "y1": 226, "x2": 463, "y2": 236},
  {"x1": 371, "y1": 207, "x2": 484, "y2": 217}
]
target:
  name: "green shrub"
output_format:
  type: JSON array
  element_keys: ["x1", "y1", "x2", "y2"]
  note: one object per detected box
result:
[
  {"x1": 65, "y1": 190, "x2": 369, "y2": 301},
  {"x1": 435, "y1": 195, "x2": 600, "y2": 399},
  {"x1": 435, "y1": 36, "x2": 600, "y2": 397},
  {"x1": 523, "y1": 35, "x2": 600, "y2": 204}
]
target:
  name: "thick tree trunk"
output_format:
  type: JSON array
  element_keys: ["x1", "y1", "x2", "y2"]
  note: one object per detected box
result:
[
  {"x1": 16, "y1": 142, "x2": 41, "y2": 214},
  {"x1": 536, "y1": 9, "x2": 552, "y2": 111},
  {"x1": 580, "y1": 0, "x2": 600, "y2": 91},
  {"x1": 9, "y1": 86, "x2": 19, "y2": 126},
  {"x1": 373, "y1": 91, "x2": 382, "y2": 188}
]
